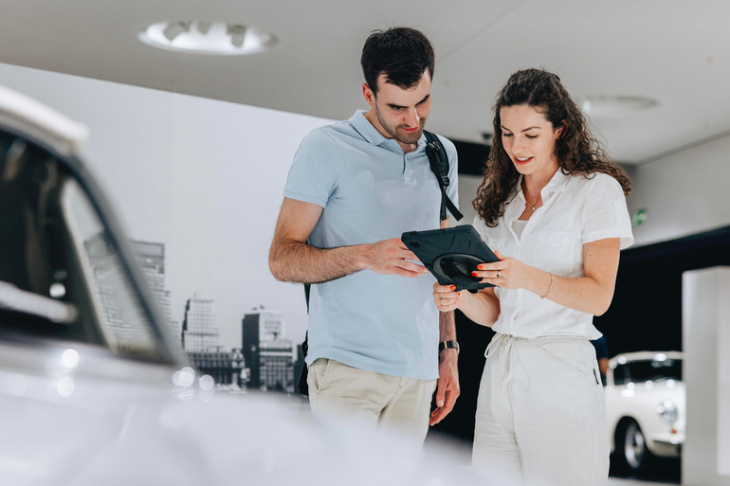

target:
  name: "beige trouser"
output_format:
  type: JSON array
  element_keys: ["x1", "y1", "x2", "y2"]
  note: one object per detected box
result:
[
  {"x1": 473, "y1": 334, "x2": 609, "y2": 486},
  {"x1": 307, "y1": 358, "x2": 437, "y2": 443}
]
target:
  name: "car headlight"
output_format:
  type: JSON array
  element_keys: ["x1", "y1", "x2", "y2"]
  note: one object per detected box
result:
[{"x1": 656, "y1": 399, "x2": 678, "y2": 424}]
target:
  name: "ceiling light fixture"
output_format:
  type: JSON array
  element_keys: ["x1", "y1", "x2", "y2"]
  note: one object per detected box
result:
[
  {"x1": 162, "y1": 21, "x2": 191, "y2": 42},
  {"x1": 139, "y1": 21, "x2": 276, "y2": 56},
  {"x1": 227, "y1": 24, "x2": 247, "y2": 49},
  {"x1": 580, "y1": 95, "x2": 659, "y2": 117}
]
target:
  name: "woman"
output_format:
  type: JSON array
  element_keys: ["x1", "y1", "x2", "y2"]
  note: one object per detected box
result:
[{"x1": 434, "y1": 68, "x2": 633, "y2": 485}]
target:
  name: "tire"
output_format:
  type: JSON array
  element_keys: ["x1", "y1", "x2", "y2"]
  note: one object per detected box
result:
[{"x1": 614, "y1": 419, "x2": 653, "y2": 474}]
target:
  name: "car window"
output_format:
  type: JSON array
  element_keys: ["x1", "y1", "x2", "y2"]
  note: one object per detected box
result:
[
  {"x1": 0, "y1": 128, "x2": 166, "y2": 362},
  {"x1": 624, "y1": 358, "x2": 682, "y2": 383},
  {"x1": 612, "y1": 363, "x2": 627, "y2": 385}
]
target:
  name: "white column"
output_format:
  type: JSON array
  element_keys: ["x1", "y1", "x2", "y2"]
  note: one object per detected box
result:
[{"x1": 682, "y1": 266, "x2": 730, "y2": 485}]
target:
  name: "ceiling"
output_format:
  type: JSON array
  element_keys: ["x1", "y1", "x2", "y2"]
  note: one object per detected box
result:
[{"x1": 1, "y1": 0, "x2": 729, "y2": 165}]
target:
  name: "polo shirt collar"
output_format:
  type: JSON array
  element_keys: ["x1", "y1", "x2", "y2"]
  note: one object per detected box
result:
[{"x1": 348, "y1": 110, "x2": 426, "y2": 148}]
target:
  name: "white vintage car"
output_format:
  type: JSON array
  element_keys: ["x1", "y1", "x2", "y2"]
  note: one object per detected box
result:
[
  {"x1": 0, "y1": 84, "x2": 492, "y2": 486},
  {"x1": 605, "y1": 350, "x2": 684, "y2": 473}
]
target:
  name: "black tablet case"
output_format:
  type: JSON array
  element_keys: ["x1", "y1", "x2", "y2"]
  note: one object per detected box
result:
[{"x1": 401, "y1": 225, "x2": 498, "y2": 292}]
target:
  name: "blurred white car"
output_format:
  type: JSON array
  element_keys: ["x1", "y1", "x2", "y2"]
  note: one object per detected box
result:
[
  {"x1": 605, "y1": 350, "x2": 684, "y2": 473},
  {"x1": 0, "y1": 85, "x2": 493, "y2": 486}
]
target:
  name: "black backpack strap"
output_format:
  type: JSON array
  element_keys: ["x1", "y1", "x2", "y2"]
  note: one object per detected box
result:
[
  {"x1": 304, "y1": 283, "x2": 311, "y2": 313},
  {"x1": 424, "y1": 131, "x2": 463, "y2": 221},
  {"x1": 298, "y1": 283, "x2": 311, "y2": 396}
]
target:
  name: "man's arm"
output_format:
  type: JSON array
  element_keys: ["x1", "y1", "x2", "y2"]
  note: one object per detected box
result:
[
  {"x1": 598, "y1": 357, "x2": 609, "y2": 376},
  {"x1": 268, "y1": 197, "x2": 428, "y2": 284},
  {"x1": 430, "y1": 217, "x2": 460, "y2": 425}
]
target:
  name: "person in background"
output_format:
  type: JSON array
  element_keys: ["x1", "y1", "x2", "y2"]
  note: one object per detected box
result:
[
  {"x1": 433, "y1": 68, "x2": 633, "y2": 485},
  {"x1": 269, "y1": 27, "x2": 460, "y2": 443}
]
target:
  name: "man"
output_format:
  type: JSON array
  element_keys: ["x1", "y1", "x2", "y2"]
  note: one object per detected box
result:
[{"x1": 268, "y1": 27, "x2": 459, "y2": 443}]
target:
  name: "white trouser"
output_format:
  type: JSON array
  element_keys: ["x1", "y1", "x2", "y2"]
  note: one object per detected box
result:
[
  {"x1": 473, "y1": 334, "x2": 609, "y2": 486},
  {"x1": 307, "y1": 358, "x2": 437, "y2": 444}
]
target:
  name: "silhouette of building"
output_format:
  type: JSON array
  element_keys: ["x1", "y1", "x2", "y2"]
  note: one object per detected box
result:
[
  {"x1": 84, "y1": 232, "x2": 157, "y2": 355},
  {"x1": 181, "y1": 294, "x2": 246, "y2": 386},
  {"x1": 128, "y1": 239, "x2": 179, "y2": 345},
  {"x1": 186, "y1": 346, "x2": 245, "y2": 385},
  {"x1": 259, "y1": 341, "x2": 295, "y2": 392},
  {"x1": 242, "y1": 307, "x2": 295, "y2": 392},
  {"x1": 242, "y1": 311, "x2": 263, "y2": 389},
  {"x1": 230, "y1": 347, "x2": 248, "y2": 387},
  {"x1": 182, "y1": 293, "x2": 219, "y2": 352}
]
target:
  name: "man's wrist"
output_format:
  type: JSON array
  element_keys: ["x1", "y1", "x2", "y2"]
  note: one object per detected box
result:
[
  {"x1": 351, "y1": 243, "x2": 371, "y2": 272},
  {"x1": 438, "y1": 340, "x2": 459, "y2": 355}
]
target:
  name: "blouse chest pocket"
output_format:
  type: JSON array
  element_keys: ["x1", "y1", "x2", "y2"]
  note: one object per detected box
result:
[{"x1": 532, "y1": 230, "x2": 582, "y2": 276}]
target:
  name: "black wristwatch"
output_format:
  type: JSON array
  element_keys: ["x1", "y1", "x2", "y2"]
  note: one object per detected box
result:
[{"x1": 438, "y1": 340, "x2": 460, "y2": 355}]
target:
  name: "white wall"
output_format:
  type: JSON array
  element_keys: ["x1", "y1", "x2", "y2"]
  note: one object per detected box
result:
[
  {"x1": 628, "y1": 134, "x2": 730, "y2": 247},
  {"x1": 456, "y1": 174, "x2": 481, "y2": 226},
  {"x1": 0, "y1": 62, "x2": 334, "y2": 349}
]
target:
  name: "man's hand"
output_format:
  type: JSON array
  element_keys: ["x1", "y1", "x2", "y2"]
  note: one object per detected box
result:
[
  {"x1": 365, "y1": 238, "x2": 428, "y2": 277},
  {"x1": 269, "y1": 199, "x2": 427, "y2": 283},
  {"x1": 430, "y1": 348, "x2": 460, "y2": 425}
]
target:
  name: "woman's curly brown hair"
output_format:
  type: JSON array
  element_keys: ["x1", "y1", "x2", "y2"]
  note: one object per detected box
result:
[{"x1": 473, "y1": 68, "x2": 631, "y2": 227}]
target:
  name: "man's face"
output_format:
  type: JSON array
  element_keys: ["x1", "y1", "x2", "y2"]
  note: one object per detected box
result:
[{"x1": 363, "y1": 71, "x2": 432, "y2": 146}]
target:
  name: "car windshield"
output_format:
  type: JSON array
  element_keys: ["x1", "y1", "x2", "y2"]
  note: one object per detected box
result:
[
  {"x1": 0, "y1": 127, "x2": 169, "y2": 362},
  {"x1": 623, "y1": 358, "x2": 682, "y2": 383}
]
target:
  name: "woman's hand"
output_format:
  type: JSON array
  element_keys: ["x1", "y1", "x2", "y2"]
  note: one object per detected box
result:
[
  {"x1": 471, "y1": 250, "x2": 532, "y2": 290},
  {"x1": 433, "y1": 283, "x2": 462, "y2": 312}
]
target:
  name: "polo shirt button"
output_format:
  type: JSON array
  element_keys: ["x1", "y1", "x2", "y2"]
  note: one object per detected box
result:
[{"x1": 503, "y1": 336, "x2": 509, "y2": 343}]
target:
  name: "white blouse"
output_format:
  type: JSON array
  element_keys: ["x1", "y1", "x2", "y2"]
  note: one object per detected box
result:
[{"x1": 473, "y1": 170, "x2": 634, "y2": 339}]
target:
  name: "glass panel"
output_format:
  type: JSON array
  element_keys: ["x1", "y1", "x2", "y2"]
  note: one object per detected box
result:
[
  {"x1": 613, "y1": 364, "x2": 626, "y2": 386},
  {"x1": 62, "y1": 180, "x2": 162, "y2": 359},
  {"x1": 0, "y1": 128, "x2": 165, "y2": 361}
]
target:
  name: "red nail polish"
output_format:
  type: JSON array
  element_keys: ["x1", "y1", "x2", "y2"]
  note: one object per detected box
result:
[
  {"x1": 477, "y1": 265, "x2": 483, "y2": 270},
  {"x1": 471, "y1": 272, "x2": 477, "y2": 277},
  {"x1": 449, "y1": 285, "x2": 455, "y2": 290}
]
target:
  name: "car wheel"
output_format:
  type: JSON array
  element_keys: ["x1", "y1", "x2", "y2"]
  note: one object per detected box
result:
[{"x1": 615, "y1": 419, "x2": 652, "y2": 474}]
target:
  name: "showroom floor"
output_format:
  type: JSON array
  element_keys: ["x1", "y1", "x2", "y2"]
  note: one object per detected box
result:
[
  {"x1": 421, "y1": 429, "x2": 680, "y2": 486},
  {"x1": 609, "y1": 479, "x2": 674, "y2": 486},
  {"x1": 421, "y1": 437, "x2": 679, "y2": 485}
]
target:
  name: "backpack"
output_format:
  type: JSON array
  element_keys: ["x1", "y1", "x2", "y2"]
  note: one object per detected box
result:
[{"x1": 297, "y1": 131, "x2": 461, "y2": 395}]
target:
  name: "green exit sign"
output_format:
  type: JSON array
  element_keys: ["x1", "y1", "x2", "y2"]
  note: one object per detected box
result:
[{"x1": 631, "y1": 208, "x2": 647, "y2": 227}]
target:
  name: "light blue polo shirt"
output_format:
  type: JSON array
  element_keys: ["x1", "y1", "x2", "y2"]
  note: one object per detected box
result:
[{"x1": 284, "y1": 110, "x2": 459, "y2": 380}]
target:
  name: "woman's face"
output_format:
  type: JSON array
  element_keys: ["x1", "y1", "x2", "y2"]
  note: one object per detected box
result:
[{"x1": 499, "y1": 104, "x2": 563, "y2": 180}]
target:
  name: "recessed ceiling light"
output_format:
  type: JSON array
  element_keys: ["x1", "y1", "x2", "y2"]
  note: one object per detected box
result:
[
  {"x1": 139, "y1": 21, "x2": 277, "y2": 56},
  {"x1": 580, "y1": 95, "x2": 659, "y2": 117}
]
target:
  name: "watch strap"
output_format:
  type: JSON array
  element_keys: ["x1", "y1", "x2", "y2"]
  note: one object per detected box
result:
[{"x1": 438, "y1": 340, "x2": 460, "y2": 354}]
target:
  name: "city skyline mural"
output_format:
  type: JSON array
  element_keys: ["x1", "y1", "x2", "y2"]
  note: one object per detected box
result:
[{"x1": 130, "y1": 238, "x2": 301, "y2": 392}]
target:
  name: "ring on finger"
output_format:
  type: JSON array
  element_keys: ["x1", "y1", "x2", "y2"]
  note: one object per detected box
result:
[{"x1": 496, "y1": 272, "x2": 501, "y2": 278}]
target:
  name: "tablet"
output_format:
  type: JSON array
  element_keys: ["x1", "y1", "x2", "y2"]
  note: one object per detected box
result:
[{"x1": 401, "y1": 225, "x2": 498, "y2": 292}]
